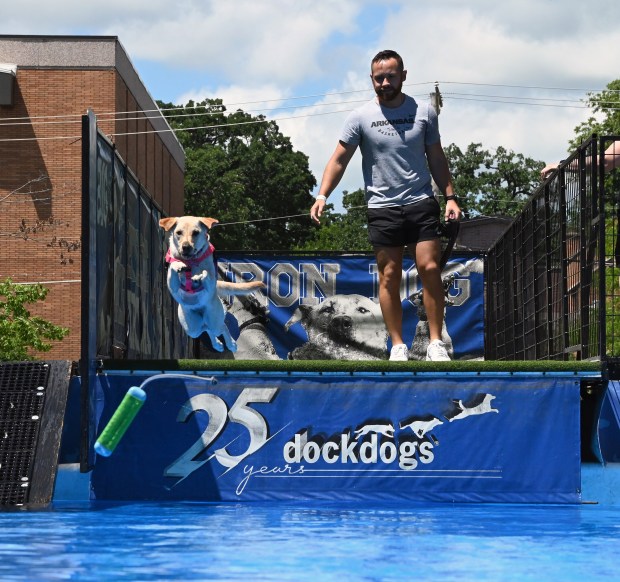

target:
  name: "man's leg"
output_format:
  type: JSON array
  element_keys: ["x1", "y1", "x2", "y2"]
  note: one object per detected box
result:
[
  {"x1": 375, "y1": 246, "x2": 405, "y2": 347},
  {"x1": 411, "y1": 239, "x2": 445, "y2": 342}
]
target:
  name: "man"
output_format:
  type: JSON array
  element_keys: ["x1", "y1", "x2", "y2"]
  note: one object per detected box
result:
[{"x1": 310, "y1": 49, "x2": 461, "y2": 361}]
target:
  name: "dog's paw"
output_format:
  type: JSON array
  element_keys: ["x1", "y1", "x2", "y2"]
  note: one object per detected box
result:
[
  {"x1": 170, "y1": 260, "x2": 189, "y2": 273},
  {"x1": 210, "y1": 336, "x2": 225, "y2": 352},
  {"x1": 192, "y1": 269, "x2": 208, "y2": 283},
  {"x1": 227, "y1": 339, "x2": 238, "y2": 353}
]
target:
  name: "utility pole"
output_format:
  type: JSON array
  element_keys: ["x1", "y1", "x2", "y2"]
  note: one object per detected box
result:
[{"x1": 430, "y1": 82, "x2": 443, "y2": 114}]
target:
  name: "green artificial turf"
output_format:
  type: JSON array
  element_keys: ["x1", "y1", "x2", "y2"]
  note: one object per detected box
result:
[{"x1": 100, "y1": 358, "x2": 602, "y2": 375}]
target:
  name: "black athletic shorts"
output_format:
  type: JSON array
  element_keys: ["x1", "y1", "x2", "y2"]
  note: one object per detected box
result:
[{"x1": 367, "y1": 196, "x2": 442, "y2": 248}]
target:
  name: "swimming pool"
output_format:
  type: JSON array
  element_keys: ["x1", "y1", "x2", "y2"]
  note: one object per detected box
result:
[{"x1": 1, "y1": 500, "x2": 619, "y2": 581}]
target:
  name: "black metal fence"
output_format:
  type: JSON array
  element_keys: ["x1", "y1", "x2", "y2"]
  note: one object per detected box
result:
[
  {"x1": 82, "y1": 111, "x2": 193, "y2": 363},
  {"x1": 486, "y1": 135, "x2": 620, "y2": 364}
]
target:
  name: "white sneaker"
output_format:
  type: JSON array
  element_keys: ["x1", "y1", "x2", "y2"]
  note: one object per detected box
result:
[
  {"x1": 426, "y1": 339, "x2": 451, "y2": 361},
  {"x1": 389, "y1": 344, "x2": 409, "y2": 361}
]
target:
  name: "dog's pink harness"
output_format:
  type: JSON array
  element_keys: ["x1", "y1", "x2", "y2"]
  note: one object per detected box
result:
[{"x1": 165, "y1": 243, "x2": 215, "y2": 293}]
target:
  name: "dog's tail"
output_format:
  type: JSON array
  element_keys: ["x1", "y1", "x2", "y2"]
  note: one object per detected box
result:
[{"x1": 216, "y1": 280, "x2": 265, "y2": 297}]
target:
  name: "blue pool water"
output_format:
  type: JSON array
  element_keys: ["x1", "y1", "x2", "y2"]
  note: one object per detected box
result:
[{"x1": 0, "y1": 501, "x2": 619, "y2": 581}]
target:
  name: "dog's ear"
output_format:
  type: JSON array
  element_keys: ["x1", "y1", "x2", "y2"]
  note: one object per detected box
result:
[
  {"x1": 199, "y1": 217, "x2": 219, "y2": 230},
  {"x1": 284, "y1": 305, "x2": 312, "y2": 331},
  {"x1": 159, "y1": 217, "x2": 177, "y2": 232}
]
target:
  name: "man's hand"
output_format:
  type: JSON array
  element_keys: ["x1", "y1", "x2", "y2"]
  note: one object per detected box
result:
[
  {"x1": 310, "y1": 198, "x2": 326, "y2": 224},
  {"x1": 540, "y1": 162, "x2": 559, "y2": 180},
  {"x1": 444, "y1": 199, "x2": 462, "y2": 222}
]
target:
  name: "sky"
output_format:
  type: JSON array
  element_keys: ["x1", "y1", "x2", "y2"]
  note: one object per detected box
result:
[{"x1": 2, "y1": 0, "x2": 619, "y2": 213}]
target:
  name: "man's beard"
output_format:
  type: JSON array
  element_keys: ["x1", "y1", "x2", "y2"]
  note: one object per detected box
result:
[{"x1": 375, "y1": 83, "x2": 403, "y2": 103}]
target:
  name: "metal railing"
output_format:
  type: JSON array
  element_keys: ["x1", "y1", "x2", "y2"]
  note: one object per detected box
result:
[{"x1": 486, "y1": 135, "x2": 620, "y2": 364}]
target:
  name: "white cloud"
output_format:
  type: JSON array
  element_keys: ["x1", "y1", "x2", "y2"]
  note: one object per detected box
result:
[
  {"x1": 378, "y1": 5, "x2": 618, "y2": 88},
  {"x1": 440, "y1": 99, "x2": 593, "y2": 163},
  {"x1": 366, "y1": 4, "x2": 618, "y2": 166},
  {"x1": 1, "y1": 0, "x2": 618, "y2": 215},
  {"x1": 106, "y1": 0, "x2": 362, "y2": 86},
  {"x1": 174, "y1": 84, "x2": 288, "y2": 112},
  {"x1": 1, "y1": 0, "x2": 172, "y2": 31}
]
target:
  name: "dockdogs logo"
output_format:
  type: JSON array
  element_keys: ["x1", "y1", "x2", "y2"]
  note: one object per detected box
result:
[
  {"x1": 161, "y1": 386, "x2": 499, "y2": 497},
  {"x1": 284, "y1": 422, "x2": 437, "y2": 470}
]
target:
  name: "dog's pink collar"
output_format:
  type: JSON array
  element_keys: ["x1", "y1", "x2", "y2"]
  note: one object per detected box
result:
[
  {"x1": 165, "y1": 243, "x2": 215, "y2": 293},
  {"x1": 165, "y1": 243, "x2": 215, "y2": 266}
]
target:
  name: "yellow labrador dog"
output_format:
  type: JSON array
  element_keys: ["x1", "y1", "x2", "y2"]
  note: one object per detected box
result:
[{"x1": 159, "y1": 216, "x2": 265, "y2": 352}]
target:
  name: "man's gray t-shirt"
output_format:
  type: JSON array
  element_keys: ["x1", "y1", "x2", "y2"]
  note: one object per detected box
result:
[{"x1": 340, "y1": 95, "x2": 440, "y2": 208}]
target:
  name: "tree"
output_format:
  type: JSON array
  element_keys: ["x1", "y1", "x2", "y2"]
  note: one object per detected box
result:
[
  {"x1": 444, "y1": 143, "x2": 545, "y2": 217},
  {"x1": 297, "y1": 189, "x2": 371, "y2": 251},
  {"x1": 158, "y1": 100, "x2": 317, "y2": 250},
  {"x1": 0, "y1": 278, "x2": 69, "y2": 361},
  {"x1": 569, "y1": 79, "x2": 620, "y2": 150}
]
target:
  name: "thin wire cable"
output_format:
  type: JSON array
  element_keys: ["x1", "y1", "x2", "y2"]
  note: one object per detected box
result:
[
  {"x1": 0, "y1": 86, "x2": 616, "y2": 137},
  {"x1": 2, "y1": 92, "x2": 614, "y2": 131},
  {"x1": 438, "y1": 80, "x2": 620, "y2": 93},
  {"x1": 444, "y1": 95, "x2": 592, "y2": 109},
  {"x1": 0, "y1": 78, "x2": 617, "y2": 143},
  {"x1": 214, "y1": 205, "x2": 367, "y2": 228},
  {"x1": 4, "y1": 97, "x2": 617, "y2": 143},
  {"x1": 214, "y1": 212, "x2": 312, "y2": 227},
  {"x1": 0, "y1": 96, "x2": 380, "y2": 128},
  {"x1": 0, "y1": 79, "x2": 617, "y2": 125},
  {"x1": 444, "y1": 92, "x2": 588, "y2": 105},
  {"x1": 0, "y1": 82, "x2": 419, "y2": 123},
  {"x1": 7, "y1": 90, "x2": 617, "y2": 129},
  {"x1": 0, "y1": 107, "x2": 359, "y2": 141}
]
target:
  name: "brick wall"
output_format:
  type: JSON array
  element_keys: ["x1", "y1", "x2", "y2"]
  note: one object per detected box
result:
[{"x1": 0, "y1": 67, "x2": 185, "y2": 361}]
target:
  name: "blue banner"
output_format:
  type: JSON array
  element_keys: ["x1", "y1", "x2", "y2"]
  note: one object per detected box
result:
[
  {"x1": 215, "y1": 253, "x2": 484, "y2": 361},
  {"x1": 92, "y1": 372, "x2": 581, "y2": 503}
]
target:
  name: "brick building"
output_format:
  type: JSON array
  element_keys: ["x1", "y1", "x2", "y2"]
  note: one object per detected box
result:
[{"x1": 0, "y1": 35, "x2": 185, "y2": 360}]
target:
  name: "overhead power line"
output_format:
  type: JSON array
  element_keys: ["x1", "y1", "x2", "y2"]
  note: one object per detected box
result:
[
  {"x1": 0, "y1": 80, "x2": 619, "y2": 142},
  {"x1": 438, "y1": 80, "x2": 620, "y2": 93},
  {"x1": 0, "y1": 79, "x2": 617, "y2": 125}
]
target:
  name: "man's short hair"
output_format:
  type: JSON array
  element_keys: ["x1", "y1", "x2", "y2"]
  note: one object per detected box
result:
[{"x1": 371, "y1": 50, "x2": 404, "y2": 71}]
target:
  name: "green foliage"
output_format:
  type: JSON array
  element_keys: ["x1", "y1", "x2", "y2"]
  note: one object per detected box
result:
[
  {"x1": 297, "y1": 189, "x2": 372, "y2": 251},
  {"x1": 604, "y1": 173, "x2": 620, "y2": 357},
  {"x1": 569, "y1": 80, "x2": 620, "y2": 356},
  {"x1": 569, "y1": 79, "x2": 620, "y2": 150},
  {"x1": 444, "y1": 143, "x2": 545, "y2": 217},
  {"x1": 0, "y1": 278, "x2": 69, "y2": 361},
  {"x1": 605, "y1": 266, "x2": 620, "y2": 357},
  {"x1": 158, "y1": 99, "x2": 317, "y2": 251}
]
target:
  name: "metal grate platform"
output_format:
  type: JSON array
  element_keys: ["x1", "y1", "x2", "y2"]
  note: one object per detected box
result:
[{"x1": 0, "y1": 361, "x2": 71, "y2": 507}]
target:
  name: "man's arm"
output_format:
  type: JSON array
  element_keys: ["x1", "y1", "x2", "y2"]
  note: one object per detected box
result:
[
  {"x1": 426, "y1": 141, "x2": 461, "y2": 221},
  {"x1": 310, "y1": 141, "x2": 357, "y2": 224},
  {"x1": 541, "y1": 140, "x2": 620, "y2": 179}
]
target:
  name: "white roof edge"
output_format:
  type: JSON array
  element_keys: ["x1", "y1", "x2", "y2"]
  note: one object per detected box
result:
[{"x1": 0, "y1": 63, "x2": 17, "y2": 75}]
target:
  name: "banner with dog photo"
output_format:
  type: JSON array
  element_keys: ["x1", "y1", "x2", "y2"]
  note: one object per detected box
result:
[{"x1": 212, "y1": 252, "x2": 484, "y2": 361}]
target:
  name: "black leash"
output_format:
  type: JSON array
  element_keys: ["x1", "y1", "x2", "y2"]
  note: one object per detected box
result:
[{"x1": 439, "y1": 219, "x2": 460, "y2": 270}]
